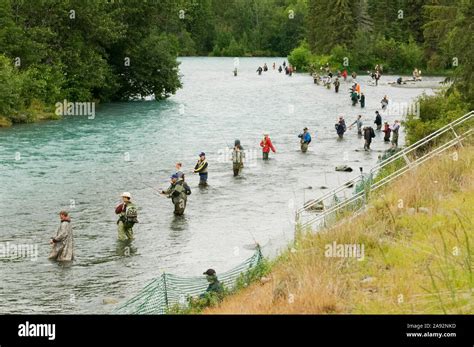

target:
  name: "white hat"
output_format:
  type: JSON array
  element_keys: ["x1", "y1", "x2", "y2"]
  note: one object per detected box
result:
[
  {"x1": 121, "y1": 192, "x2": 131, "y2": 198},
  {"x1": 263, "y1": 131, "x2": 269, "y2": 136}
]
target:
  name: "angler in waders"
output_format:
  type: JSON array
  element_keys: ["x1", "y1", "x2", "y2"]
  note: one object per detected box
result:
[
  {"x1": 350, "y1": 89, "x2": 359, "y2": 106},
  {"x1": 349, "y1": 115, "x2": 363, "y2": 136},
  {"x1": 115, "y1": 192, "x2": 138, "y2": 241},
  {"x1": 374, "y1": 111, "x2": 382, "y2": 131},
  {"x1": 363, "y1": 126, "x2": 376, "y2": 151},
  {"x1": 298, "y1": 127, "x2": 312, "y2": 153},
  {"x1": 360, "y1": 92, "x2": 365, "y2": 108},
  {"x1": 161, "y1": 174, "x2": 191, "y2": 215},
  {"x1": 232, "y1": 139, "x2": 245, "y2": 177},
  {"x1": 383, "y1": 121, "x2": 391, "y2": 142},
  {"x1": 333, "y1": 77, "x2": 340, "y2": 93},
  {"x1": 390, "y1": 120, "x2": 401, "y2": 148},
  {"x1": 194, "y1": 152, "x2": 208, "y2": 186},
  {"x1": 49, "y1": 210, "x2": 74, "y2": 262},
  {"x1": 260, "y1": 133, "x2": 276, "y2": 160},
  {"x1": 335, "y1": 116, "x2": 347, "y2": 139}
]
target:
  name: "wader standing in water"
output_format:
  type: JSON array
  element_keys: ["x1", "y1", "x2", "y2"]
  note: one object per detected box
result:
[
  {"x1": 381, "y1": 95, "x2": 389, "y2": 110},
  {"x1": 360, "y1": 92, "x2": 365, "y2": 108},
  {"x1": 363, "y1": 126, "x2": 376, "y2": 151},
  {"x1": 260, "y1": 133, "x2": 276, "y2": 160},
  {"x1": 351, "y1": 89, "x2": 359, "y2": 106},
  {"x1": 333, "y1": 77, "x2": 340, "y2": 93},
  {"x1": 232, "y1": 139, "x2": 245, "y2": 176},
  {"x1": 49, "y1": 210, "x2": 74, "y2": 262},
  {"x1": 161, "y1": 174, "x2": 191, "y2": 215},
  {"x1": 115, "y1": 192, "x2": 138, "y2": 241},
  {"x1": 349, "y1": 115, "x2": 363, "y2": 136},
  {"x1": 335, "y1": 117, "x2": 347, "y2": 139},
  {"x1": 298, "y1": 127, "x2": 312, "y2": 153},
  {"x1": 374, "y1": 111, "x2": 382, "y2": 131},
  {"x1": 390, "y1": 120, "x2": 400, "y2": 148},
  {"x1": 383, "y1": 122, "x2": 391, "y2": 142},
  {"x1": 194, "y1": 152, "x2": 208, "y2": 186}
]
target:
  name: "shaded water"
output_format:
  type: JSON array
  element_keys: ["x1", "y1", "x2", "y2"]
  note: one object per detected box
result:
[{"x1": 0, "y1": 57, "x2": 440, "y2": 313}]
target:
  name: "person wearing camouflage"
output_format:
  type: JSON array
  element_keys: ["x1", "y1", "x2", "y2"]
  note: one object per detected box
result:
[
  {"x1": 115, "y1": 192, "x2": 137, "y2": 241},
  {"x1": 161, "y1": 174, "x2": 191, "y2": 215}
]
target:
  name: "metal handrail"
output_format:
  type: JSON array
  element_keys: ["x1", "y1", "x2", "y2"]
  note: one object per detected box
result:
[{"x1": 297, "y1": 110, "x2": 474, "y2": 229}]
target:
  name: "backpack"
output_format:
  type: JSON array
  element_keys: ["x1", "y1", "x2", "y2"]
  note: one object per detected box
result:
[
  {"x1": 183, "y1": 182, "x2": 192, "y2": 195},
  {"x1": 125, "y1": 204, "x2": 138, "y2": 226},
  {"x1": 370, "y1": 128, "x2": 376, "y2": 138}
]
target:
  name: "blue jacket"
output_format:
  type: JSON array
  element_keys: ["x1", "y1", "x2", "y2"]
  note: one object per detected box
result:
[{"x1": 298, "y1": 132, "x2": 312, "y2": 144}]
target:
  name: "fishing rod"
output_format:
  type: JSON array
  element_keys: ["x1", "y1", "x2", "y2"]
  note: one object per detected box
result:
[{"x1": 140, "y1": 180, "x2": 167, "y2": 198}]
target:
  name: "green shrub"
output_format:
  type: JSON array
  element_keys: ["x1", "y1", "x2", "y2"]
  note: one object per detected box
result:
[
  {"x1": 0, "y1": 55, "x2": 23, "y2": 119},
  {"x1": 398, "y1": 38, "x2": 424, "y2": 72},
  {"x1": 288, "y1": 41, "x2": 312, "y2": 71},
  {"x1": 404, "y1": 89, "x2": 470, "y2": 145}
]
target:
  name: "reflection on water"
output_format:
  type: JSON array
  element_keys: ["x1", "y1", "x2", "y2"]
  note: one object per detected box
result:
[{"x1": 0, "y1": 57, "x2": 440, "y2": 313}]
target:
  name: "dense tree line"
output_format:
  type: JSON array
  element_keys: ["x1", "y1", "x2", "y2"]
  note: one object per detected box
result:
[
  {"x1": 0, "y1": 0, "x2": 185, "y2": 125},
  {"x1": 0, "y1": 0, "x2": 471, "y2": 127},
  {"x1": 291, "y1": 0, "x2": 472, "y2": 106}
]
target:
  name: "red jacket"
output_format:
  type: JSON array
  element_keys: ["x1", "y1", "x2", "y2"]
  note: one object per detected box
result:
[
  {"x1": 115, "y1": 203, "x2": 126, "y2": 214},
  {"x1": 260, "y1": 137, "x2": 276, "y2": 153}
]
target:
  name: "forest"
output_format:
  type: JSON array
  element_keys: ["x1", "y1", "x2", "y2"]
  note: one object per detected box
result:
[{"x1": 0, "y1": 0, "x2": 472, "y2": 126}]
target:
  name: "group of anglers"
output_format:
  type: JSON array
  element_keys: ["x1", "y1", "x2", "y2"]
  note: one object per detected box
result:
[
  {"x1": 335, "y1": 112, "x2": 401, "y2": 150},
  {"x1": 255, "y1": 61, "x2": 294, "y2": 76},
  {"x1": 44, "y1": 130, "x2": 298, "y2": 260},
  {"x1": 116, "y1": 128, "x2": 312, "y2": 228},
  {"x1": 311, "y1": 65, "x2": 356, "y2": 88},
  {"x1": 48, "y1": 63, "x2": 399, "y2": 265},
  {"x1": 46, "y1": 209, "x2": 224, "y2": 297},
  {"x1": 311, "y1": 62, "x2": 402, "y2": 151}
]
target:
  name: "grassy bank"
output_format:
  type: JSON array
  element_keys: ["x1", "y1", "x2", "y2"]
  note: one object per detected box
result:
[{"x1": 204, "y1": 145, "x2": 474, "y2": 314}]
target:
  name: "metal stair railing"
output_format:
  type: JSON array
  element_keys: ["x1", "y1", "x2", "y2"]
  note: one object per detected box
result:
[{"x1": 296, "y1": 110, "x2": 474, "y2": 230}]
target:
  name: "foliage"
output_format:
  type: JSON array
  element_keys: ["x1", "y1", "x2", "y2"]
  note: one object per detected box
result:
[
  {"x1": 404, "y1": 90, "x2": 470, "y2": 145},
  {"x1": 0, "y1": 0, "x2": 185, "y2": 125},
  {"x1": 287, "y1": 41, "x2": 312, "y2": 70},
  {"x1": 0, "y1": 54, "x2": 23, "y2": 118},
  {"x1": 1, "y1": 0, "x2": 472, "y2": 127}
]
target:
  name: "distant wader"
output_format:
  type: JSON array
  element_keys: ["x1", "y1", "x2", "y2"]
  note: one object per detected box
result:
[
  {"x1": 232, "y1": 145, "x2": 245, "y2": 177},
  {"x1": 391, "y1": 129, "x2": 399, "y2": 147}
]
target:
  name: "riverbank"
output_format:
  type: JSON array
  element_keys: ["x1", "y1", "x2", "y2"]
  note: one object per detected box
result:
[
  {"x1": 0, "y1": 99, "x2": 59, "y2": 128},
  {"x1": 204, "y1": 144, "x2": 474, "y2": 314}
]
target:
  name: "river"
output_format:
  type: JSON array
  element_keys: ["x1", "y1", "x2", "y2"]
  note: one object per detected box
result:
[{"x1": 0, "y1": 57, "x2": 441, "y2": 313}]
